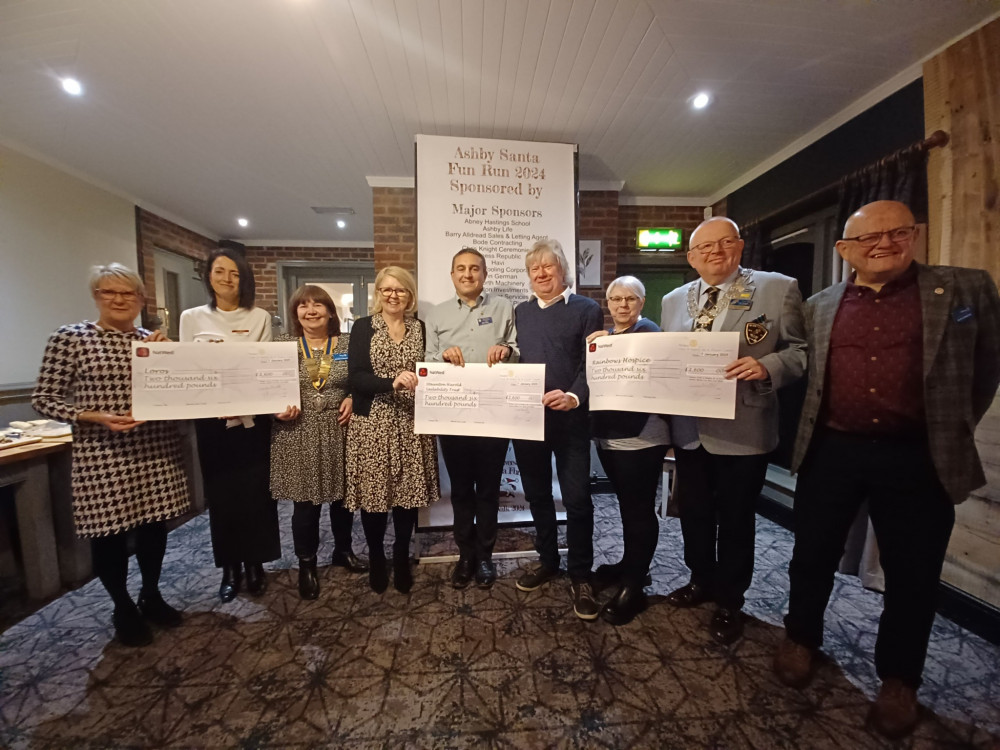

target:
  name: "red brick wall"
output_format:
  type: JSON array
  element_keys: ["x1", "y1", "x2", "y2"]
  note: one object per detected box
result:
[
  {"x1": 372, "y1": 187, "x2": 416, "y2": 273},
  {"x1": 617, "y1": 205, "x2": 705, "y2": 261},
  {"x1": 579, "y1": 191, "x2": 620, "y2": 325},
  {"x1": 136, "y1": 208, "x2": 217, "y2": 318},
  {"x1": 245, "y1": 246, "x2": 375, "y2": 314}
]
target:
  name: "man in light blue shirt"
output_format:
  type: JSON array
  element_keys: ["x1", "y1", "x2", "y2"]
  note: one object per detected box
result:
[{"x1": 425, "y1": 247, "x2": 517, "y2": 589}]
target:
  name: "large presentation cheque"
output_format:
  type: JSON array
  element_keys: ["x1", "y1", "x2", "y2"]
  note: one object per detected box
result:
[
  {"x1": 131, "y1": 342, "x2": 300, "y2": 420},
  {"x1": 587, "y1": 332, "x2": 740, "y2": 419},
  {"x1": 414, "y1": 362, "x2": 545, "y2": 441}
]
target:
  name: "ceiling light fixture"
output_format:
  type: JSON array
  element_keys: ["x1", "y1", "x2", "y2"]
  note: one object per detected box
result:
[
  {"x1": 237, "y1": 217, "x2": 249, "y2": 228},
  {"x1": 336, "y1": 220, "x2": 346, "y2": 229},
  {"x1": 691, "y1": 92, "x2": 711, "y2": 110},
  {"x1": 60, "y1": 77, "x2": 83, "y2": 96}
]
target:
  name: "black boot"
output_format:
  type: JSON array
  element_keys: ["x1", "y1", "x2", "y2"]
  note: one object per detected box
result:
[
  {"x1": 298, "y1": 556, "x2": 319, "y2": 600},
  {"x1": 113, "y1": 602, "x2": 153, "y2": 647},
  {"x1": 138, "y1": 588, "x2": 183, "y2": 628},
  {"x1": 245, "y1": 562, "x2": 267, "y2": 596},
  {"x1": 601, "y1": 585, "x2": 649, "y2": 626},
  {"x1": 393, "y1": 553, "x2": 413, "y2": 594},
  {"x1": 219, "y1": 564, "x2": 242, "y2": 603},
  {"x1": 331, "y1": 549, "x2": 369, "y2": 573},
  {"x1": 369, "y1": 556, "x2": 388, "y2": 593}
]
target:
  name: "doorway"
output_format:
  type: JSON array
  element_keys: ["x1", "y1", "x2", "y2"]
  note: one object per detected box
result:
[
  {"x1": 277, "y1": 262, "x2": 377, "y2": 334},
  {"x1": 153, "y1": 249, "x2": 204, "y2": 339}
]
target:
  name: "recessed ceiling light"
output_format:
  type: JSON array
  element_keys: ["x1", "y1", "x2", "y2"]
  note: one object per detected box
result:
[
  {"x1": 691, "y1": 92, "x2": 711, "y2": 110},
  {"x1": 60, "y1": 77, "x2": 83, "y2": 96},
  {"x1": 237, "y1": 217, "x2": 249, "y2": 228},
  {"x1": 336, "y1": 219, "x2": 347, "y2": 229}
]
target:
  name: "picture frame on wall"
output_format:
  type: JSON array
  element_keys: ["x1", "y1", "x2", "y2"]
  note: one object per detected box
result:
[{"x1": 577, "y1": 239, "x2": 602, "y2": 288}]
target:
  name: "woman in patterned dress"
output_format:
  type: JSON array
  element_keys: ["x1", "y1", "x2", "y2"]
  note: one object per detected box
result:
[
  {"x1": 179, "y1": 248, "x2": 281, "y2": 602},
  {"x1": 33, "y1": 264, "x2": 190, "y2": 647},
  {"x1": 346, "y1": 266, "x2": 440, "y2": 594},
  {"x1": 271, "y1": 285, "x2": 368, "y2": 600}
]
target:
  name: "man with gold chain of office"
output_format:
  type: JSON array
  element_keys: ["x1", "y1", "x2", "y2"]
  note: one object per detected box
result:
[{"x1": 660, "y1": 216, "x2": 807, "y2": 644}]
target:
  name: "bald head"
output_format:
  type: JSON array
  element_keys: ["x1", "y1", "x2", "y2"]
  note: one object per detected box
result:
[{"x1": 836, "y1": 200, "x2": 919, "y2": 290}]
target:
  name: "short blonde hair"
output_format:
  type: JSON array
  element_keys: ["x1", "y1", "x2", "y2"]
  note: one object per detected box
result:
[
  {"x1": 89, "y1": 263, "x2": 144, "y2": 297},
  {"x1": 524, "y1": 238, "x2": 573, "y2": 287},
  {"x1": 372, "y1": 266, "x2": 418, "y2": 315}
]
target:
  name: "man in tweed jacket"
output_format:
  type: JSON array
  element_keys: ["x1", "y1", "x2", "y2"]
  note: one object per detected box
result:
[{"x1": 773, "y1": 200, "x2": 1000, "y2": 739}]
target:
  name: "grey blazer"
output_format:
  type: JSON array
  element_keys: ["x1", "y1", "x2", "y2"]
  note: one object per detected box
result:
[
  {"x1": 791, "y1": 263, "x2": 1000, "y2": 503},
  {"x1": 661, "y1": 268, "x2": 807, "y2": 455}
]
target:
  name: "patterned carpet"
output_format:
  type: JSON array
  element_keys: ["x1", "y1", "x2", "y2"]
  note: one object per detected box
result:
[{"x1": 1, "y1": 494, "x2": 998, "y2": 749}]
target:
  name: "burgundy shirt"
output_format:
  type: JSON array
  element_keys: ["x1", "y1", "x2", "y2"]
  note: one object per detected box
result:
[{"x1": 822, "y1": 264, "x2": 925, "y2": 435}]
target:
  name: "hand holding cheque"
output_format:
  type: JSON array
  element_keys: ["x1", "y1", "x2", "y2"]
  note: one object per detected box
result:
[{"x1": 587, "y1": 331, "x2": 741, "y2": 419}]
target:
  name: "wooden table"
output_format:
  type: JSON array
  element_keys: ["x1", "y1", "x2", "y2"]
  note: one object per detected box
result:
[{"x1": 0, "y1": 437, "x2": 73, "y2": 598}]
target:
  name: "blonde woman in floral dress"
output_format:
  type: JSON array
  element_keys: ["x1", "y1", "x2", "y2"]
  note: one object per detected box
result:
[{"x1": 345, "y1": 266, "x2": 440, "y2": 594}]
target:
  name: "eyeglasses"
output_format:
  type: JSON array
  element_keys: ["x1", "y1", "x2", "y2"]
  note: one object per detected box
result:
[
  {"x1": 95, "y1": 289, "x2": 139, "y2": 301},
  {"x1": 690, "y1": 236, "x2": 740, "y2": 255},
  {"x1": 608, "y1": 296, "x2": 640, "y2": 305},
  {"x1": 841, "y1": 226, "x2": 916, "y2": 248},
  {"x1": 379, "y1": 287, "x2": 409, "y2": 298}
]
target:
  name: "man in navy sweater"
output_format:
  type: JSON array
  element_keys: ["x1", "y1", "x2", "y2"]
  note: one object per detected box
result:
[{"x1": 512, "y1": 238, "x2": 605, "y2": 620}]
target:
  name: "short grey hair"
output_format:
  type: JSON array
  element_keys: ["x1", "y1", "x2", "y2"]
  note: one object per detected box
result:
[
  {"x1": 524, "y1": 238, "x2": 574, "y2": 287},
  {"x1": 89, "y1": 263, "x2": 144, "y2": 296},
  {"x1": 607, "y1": 275, "x2": 645, "y2": 299}
]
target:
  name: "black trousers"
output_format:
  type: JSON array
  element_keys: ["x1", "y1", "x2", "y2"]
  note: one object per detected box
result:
[
  {"x1": 513, "y1": 409, "x2": 594, "y2": 582},
  {"x1": 785, "y1": 428, "x2": 955, "y2": 689},
  {"x1": 439, "y1": 435, "x2": 509, "y2": 562},
  {"x1": 597, "y1": 444, "x2": 667, "y2": 587},
  {"x1": 673, "y1": 445, "x2": 769, "y2": 610},
  {"x1": 90, "y1": 520, "x2": 168, "y2": 610},
  {"x1": 290, "y1": 501, "x2": 356, "y2": 559},
  {"x1": 196, "y1": 418, "x2": 281, "y2": 568}
]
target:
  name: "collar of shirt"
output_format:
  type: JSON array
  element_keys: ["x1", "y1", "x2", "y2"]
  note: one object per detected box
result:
[
  {"x1": 846, "y1": 261, "x2": 919, "y2": 297},
  {"x1": 534, "y1": 286, "x2": 572, "y2": 309},
  {"x1": 697, "y1": 269, "x2": 740, "y2": 303},
  {"x1": 453, "y1": 292, "x2": 487, "y2": 309}
]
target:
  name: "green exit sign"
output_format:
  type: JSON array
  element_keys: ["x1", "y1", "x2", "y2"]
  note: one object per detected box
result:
[{"x1": 637, "y1": 227, "x2": 683, "y2": 251}]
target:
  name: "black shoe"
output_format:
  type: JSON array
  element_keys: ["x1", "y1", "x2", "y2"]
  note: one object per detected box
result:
[
  {"x1": 219, "y1": 564, "x2": 242, "y2": 602},
  {"x1": 475, "y1": 560, "x2": 497, "y2": 589},
  {"x1": 369, "y1": 557, "x2": 388, "y2": 593},
  {"x1": 451, "y1": 558, "x2": 475, "y2": 589},
  {"x1": 137, "y1": 589, "x2": 182, "y2": 628},
  {"x1": 710, "y1": 607, "x2": 744, "y2": 644},
  {"x1": 331, "y1": 549, "x2": 369, "y2": 574},
  {"x1": 665, "y1": 581, "x2": 712, "y2": 608},
  {"x1": 515, "y1": 564, "x2": 562, "y2": 592},
  {"x1": 298, "y1": 556, "x2": 319, "y2": 600},
  {"x1": 601, "y1": 585, "x2": 648, "y2": 626},
  {"x1": 571, "y1": 581, "x2": 601, "y2": 621},
  {"x1": 245, "y1": 562, "x2": 267, "y2": 596},
  {"x1": 113, "y1": 604, "x2": 153, "y2": 647},
  {"x1": 393, "y1": 555, "x2": 413, "y2": 594}
]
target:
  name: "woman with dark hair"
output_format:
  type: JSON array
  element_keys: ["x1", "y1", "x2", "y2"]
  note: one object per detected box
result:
[
  {"x1": 271, "y1": 285, "x2": 367, "y2": 600},
  {"x1": 587, "y1": 275, "x2": 671, "y2": 625},
  {"x1": 346, "y1": 266, "x2": 440, "y2": 594},
  {"x1": 33, "y1": 263, "x2": 190, "y2": 646},
  {"x1": 179, "y1": 247, "x2": 281, "y2": 601}
]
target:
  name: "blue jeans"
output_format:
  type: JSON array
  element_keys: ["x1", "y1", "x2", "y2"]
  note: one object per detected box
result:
[{"x1": 513, "y1": 409, "x2": 594, "y2": 582}]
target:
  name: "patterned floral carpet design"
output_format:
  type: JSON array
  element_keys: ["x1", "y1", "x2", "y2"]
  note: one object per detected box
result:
[{"x1": 1, "y1": 495, "x2": 998, "y2": 749}]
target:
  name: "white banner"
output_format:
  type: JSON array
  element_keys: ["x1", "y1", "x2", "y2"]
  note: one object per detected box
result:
[
  {"x1": 587, "y1": 332, "x2": 740, "y2": 419},
  {"x1": 415, "y1": 134, "x2": 576, "y2": 312}
]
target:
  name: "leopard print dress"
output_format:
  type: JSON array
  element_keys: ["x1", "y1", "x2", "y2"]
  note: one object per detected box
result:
[{"x1": 345, "y1": 315, "x2": 440, "y2": 512}]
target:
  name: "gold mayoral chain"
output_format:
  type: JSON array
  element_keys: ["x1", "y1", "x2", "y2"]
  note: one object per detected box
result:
[
  {"x1": 300, "y1": 336, "x2": 333, "y2": 411},
  {"x1": 687, "y1": 268, "x2": 754, "y2": 330}
]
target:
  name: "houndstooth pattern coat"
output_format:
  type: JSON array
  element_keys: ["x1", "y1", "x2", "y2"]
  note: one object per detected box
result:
[{"x1": 32, "y1": 322, "x2": 191, "y2": 537}]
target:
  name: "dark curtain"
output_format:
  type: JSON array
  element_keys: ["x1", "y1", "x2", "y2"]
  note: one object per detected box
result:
[
  {"x1": 836, "y1": 144, "x2": 929, "y2": 232},
  {"x1": 739, "y1": 221, "x2": 769, "y2": 270}
]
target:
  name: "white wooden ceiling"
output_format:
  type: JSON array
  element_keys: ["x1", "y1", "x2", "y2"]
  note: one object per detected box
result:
[{"x1": 0, "y1": 0, "x2": 995, "y2": 243}]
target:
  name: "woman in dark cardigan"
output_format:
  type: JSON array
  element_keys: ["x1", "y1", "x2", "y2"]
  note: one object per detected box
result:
[{"x1": 588, "y1": 275, "x2": 671, "y2": 625}]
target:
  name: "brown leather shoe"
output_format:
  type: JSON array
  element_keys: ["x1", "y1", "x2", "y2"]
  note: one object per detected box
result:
[
  {"x1": 867, "y1": 678, "x2": 919, "y2": 739},
  {"x1": 773, "y1": 637, "x2": 814, "y2": 688}
]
